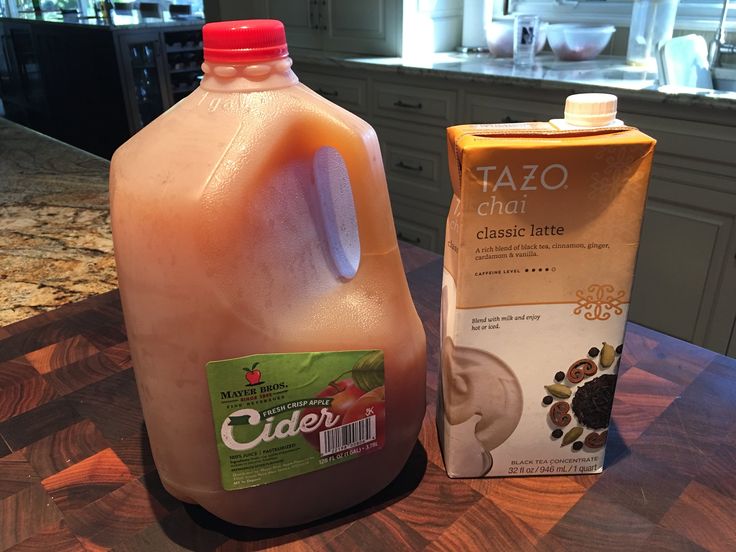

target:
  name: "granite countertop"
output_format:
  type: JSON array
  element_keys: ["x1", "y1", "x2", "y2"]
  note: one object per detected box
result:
[
  {"x1": 292, "y1": 49, "x2": 736, "y2": 113},
  {"x1": 0, "y1": 118, "x2": 116, "y2": 326},
  {"x1": 0, "y1": 12, "x2": 204, "y2": 30}
]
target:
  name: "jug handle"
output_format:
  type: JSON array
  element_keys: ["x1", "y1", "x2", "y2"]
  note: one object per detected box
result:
[{"x1": 312, "y1": 116, "x2": 400, "y2": 258}]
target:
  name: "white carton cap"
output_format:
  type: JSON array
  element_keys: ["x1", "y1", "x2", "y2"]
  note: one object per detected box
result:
[{"x1": 564, "y1": 93, "x2": 618, "y2": 127}]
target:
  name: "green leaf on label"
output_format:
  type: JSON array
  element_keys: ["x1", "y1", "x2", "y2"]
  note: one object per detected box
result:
[
  {"x1": 228, "y1": 414, "x2": 254, "y2": 426},
  {"x1": 352, "y1": 350, "x2": 384, "y2": 392}
]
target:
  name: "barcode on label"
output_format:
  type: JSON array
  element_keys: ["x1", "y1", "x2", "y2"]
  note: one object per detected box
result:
[{"x1": 319, "y1": 416, "x2": 376, "y2": 457}]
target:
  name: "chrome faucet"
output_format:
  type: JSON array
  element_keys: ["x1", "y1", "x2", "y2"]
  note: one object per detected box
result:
[{"x1": 709, "y1": 0, "x2": 736, "y2": 67}]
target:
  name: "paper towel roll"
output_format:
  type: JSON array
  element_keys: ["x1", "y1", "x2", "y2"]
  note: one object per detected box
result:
[{"x1": 462, "y1": 0, "x2": 493, "y2": 48}]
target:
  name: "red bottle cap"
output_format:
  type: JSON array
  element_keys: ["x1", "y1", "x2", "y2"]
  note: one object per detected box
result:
[{"x1": 203, "y1": 20, "x2": 288, "y2": 63}]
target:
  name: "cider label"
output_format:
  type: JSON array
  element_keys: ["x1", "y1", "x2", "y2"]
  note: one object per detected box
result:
[{"x1": 206, "y1": 350, "x2": 385, "y2": 490}]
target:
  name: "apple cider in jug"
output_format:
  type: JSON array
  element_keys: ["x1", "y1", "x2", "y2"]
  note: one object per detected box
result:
[{"x1": 109, "y1": 20, "x2": 426, "y2": 527}]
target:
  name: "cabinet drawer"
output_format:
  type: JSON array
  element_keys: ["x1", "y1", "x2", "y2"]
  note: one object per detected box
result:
[
  {"x1": 395, "y1": 218, "x2": 441, "y2": 253},
  {"x1": 375, "y1": 125, "x2": 452, "y2": 207},
  {"x1": 299, "y1": 71, "x2": 367, "y2": 113},
  {"x1": 373, "y1": 81, "x2": 456, "y2": 126},
  {"x1": 391, "y1": 197, "x2": 447, "y2": 254},
  {"x1": 464, "y1": 92, "x2": 558, "y2": 124}
]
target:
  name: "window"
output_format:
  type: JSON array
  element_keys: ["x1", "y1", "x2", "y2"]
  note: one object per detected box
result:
[
  {"x1": 505, "y1": 0, "x2": 733, "y2": 32},
  {"x1": 2, "y1": 0, "x2": 203, "y2": 18},
  {"x1": 4, "y1": 0, "x2": 93, "y2": 15}
]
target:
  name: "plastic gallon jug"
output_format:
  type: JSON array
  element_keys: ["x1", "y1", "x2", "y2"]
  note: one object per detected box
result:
[{"x1": 109, "y1": 20, "x2": 426, "y2": 527}]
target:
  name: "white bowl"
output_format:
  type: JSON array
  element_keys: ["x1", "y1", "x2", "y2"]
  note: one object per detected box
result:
[
  {"x1": 485, "y1": 21, "x2": 548, "y2": 58},
  {"x1": 547, "y1": 24, "x2": 615, "y2": 61}
]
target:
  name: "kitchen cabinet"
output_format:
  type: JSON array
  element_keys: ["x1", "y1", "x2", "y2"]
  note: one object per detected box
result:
[
  {"x1": 116, "y1": 27, "x2": 204, "y2": 133},
  {"x1": 464, "y1": 92, "x2": 558, "y2": 123},
  {"x1": 162, "y1": 28, "x2": 204, "y2": 104},
  {"x1": 294, "y1": 59, "x2": 736, "y2": 355},
  {"x1": 210, "y1": 0, "x2": 464, "y2": 56},
  {"x1": 370, "y1": 79, "x2": 457, "y2": 253},
  {"x1": 630, "y1": 187, "x2": 735, "y2": 352},
  {"x1": 0, "y1": 19, "x2": 130, "y2": 157},
  {"x1": 298, "y1": 70, "x2": 367, "y2": 113},
  {"x1": 35, "y1": 23, "x2": 131, "y2": 155},
  {"x1": 299, "y1": 62, "x2": 456, "y2": 254},
  {"x1": 0, "y1": 26, "x2": 11, "y2": 103},
  {"x1": 321, "y1": 0, "x2": 401, "y2": 56},
  {"x1": 375, "y1": 123, "x2": 452, "y2": 207},
  {"x1": 372, "y1": 80, "x2": 457, "y2": 127},
  {"x1": 0, "y1": 22, "x2": 48, "y2": 133},
  {"x1": 214, "y1": 0, "x2": 402, "y2": 55},
  {"x1": 116, "y1": 31, "x2": 170, "y2": 132},
  {"x1": 262, "y1": 0, "x2": 321, "y2": 49},
  {"x1": 0, "y1": 17, "x2": 203, "y2": 158},
  {"x1": 390, "y1": 194, "x2": 449, "y2": 253},
  {"x1": 618, "y1": 110, "x2": 736, "y2": 354}
]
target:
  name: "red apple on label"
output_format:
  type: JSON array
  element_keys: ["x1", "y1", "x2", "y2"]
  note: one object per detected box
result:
[
  {"x1": 244, "y1": 363, "x2": 261, "y2": 385},
  {"x1": 344, "y1": 386, "x2": 386, "y2": 448},
  {"x1": 301, "y1": 379, "x2": 364, "y2": 451}
]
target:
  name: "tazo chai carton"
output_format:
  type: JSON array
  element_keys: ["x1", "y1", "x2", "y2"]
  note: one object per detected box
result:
[{"x1": 438, "y1": 94, "x2": 655, "y2": 478}]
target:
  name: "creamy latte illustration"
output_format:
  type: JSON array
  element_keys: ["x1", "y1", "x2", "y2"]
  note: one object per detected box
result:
[{"x1": 441, "y1": 336, "x2": 523, "y2": 476}]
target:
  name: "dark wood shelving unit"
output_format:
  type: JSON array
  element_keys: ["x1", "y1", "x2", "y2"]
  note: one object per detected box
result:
[
  {"x1": 0, "y1": 17, "x2": 203, "y2": 158},
  {"x1": 162, "y1": 28, "x2": 203, "y2": 110}
]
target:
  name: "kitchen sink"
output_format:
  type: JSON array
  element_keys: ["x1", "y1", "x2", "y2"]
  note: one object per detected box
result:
[
  {"x1": 657, "y1": 66, "x2": 736, "y2": 99},
  {"x1": 712, "y1": 66, "x2": 736, "y2": 92}
]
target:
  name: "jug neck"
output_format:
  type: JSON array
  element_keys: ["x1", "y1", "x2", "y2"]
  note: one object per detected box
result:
[{"x1": 200, "y1": 57, "x2": 298, "y2": 93}]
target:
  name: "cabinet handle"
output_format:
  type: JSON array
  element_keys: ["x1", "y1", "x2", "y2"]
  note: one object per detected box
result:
[
  {"x1": 317, "y1": 88, "x2": 338, "y2": 97},
  {"x1": 395, "y1": 161, "x2": 423, "y2": 172},
  {"x1": 393, "y1": 99, "x2": 422, "y2": 109},
  {"x1": 397, "y1": 232, "x2": 421, "y2": 245}
]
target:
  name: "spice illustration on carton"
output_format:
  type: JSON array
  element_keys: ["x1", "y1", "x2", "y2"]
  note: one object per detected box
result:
[{"x1": 438, "y1": 94, "x2": 656, "y2": 478}]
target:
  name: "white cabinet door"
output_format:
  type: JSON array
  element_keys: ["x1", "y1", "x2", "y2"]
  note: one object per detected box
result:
[
  {"x1": 628, "y1": 172, "x2": 736, "y2": 353},
  {"x1": 215, "y1": 0, "x2": 401, "y2": 55},
  {"x1": 620, "y1": 109, "x2": 736, "y2": 355},
  {"x1": 463, "y1": 92, "x2": 561, "y2": 124},
  {"x1": 322, "y1": 0, "x2": 401, "y2": 55},
  {"x1": 298, "y1": 70, "x2": 368, "y2": 113},
  {"x1": 373, "y1": 80, "x2": 457, "y2": 126},
  {"x1": 266, "y1": 0, "x2": 322, "y2": 49},
  {"x1": 391, "y1": 195, "x2": 448, "y2": 254},
  {"x1": 214, "y1": 0, "x2": 322, "y2": 48},
  {"x1": 374, "y1": 124, "x2": 452, "y2": 208}
]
